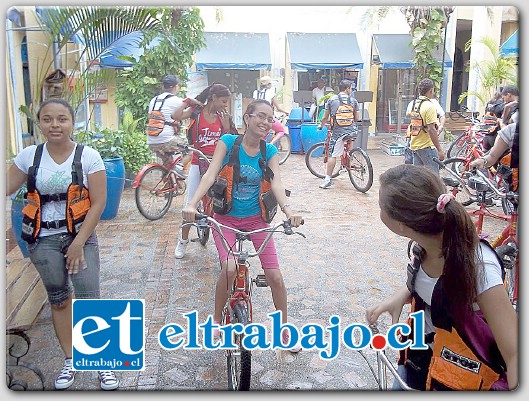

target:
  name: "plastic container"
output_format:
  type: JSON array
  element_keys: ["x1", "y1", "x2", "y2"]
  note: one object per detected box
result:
[
  {"x1": 287, "y1": 107, "x2": 312, "y2": 124},
  {"x1": 301, "y1": 123, "x2": 327, "y2": 157},
  {"x1": 101, "y1": 157, "x2": 125, "y2": 220},
  {"x1": 285, "y1": 122, "x2": 303, "y2": 153}
]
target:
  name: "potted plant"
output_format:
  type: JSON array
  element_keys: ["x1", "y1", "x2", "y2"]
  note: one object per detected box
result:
[
  {"x1": 119, "y1": 110, "x2": 154, "y2": 187},
  {"x1": 77, "y1": 128, "x2": 126, "y2": 220}
]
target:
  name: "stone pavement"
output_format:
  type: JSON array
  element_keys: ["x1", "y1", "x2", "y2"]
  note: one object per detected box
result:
[{"x1": 3, "y1": 134, "x2": 505, "y2": 392}]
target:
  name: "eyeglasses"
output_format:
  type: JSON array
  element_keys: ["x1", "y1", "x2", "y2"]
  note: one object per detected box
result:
[{"x1": 248, "y1": 113, "x2": 275, "y2": 124}]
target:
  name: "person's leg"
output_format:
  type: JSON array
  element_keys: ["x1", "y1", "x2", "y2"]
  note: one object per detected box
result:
[
  {"x1": 423, "y1": 147, "x2": 440, "y2": 174},
  {"x1": 175, "y1": 165, "x2": 201, "y2": 258},
  {"x1": 404, "y1": 138, "x2": 413, "y2": 164}
]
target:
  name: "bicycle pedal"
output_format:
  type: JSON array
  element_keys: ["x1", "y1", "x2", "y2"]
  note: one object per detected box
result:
[{"x1": 254, "y1": 274, "x2": 268, "y2": 287}]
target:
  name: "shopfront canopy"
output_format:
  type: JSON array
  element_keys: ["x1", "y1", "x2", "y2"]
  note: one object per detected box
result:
[
  {"x1": 500, "y1": 30, "x2": 518, "y2": 57},
  {"x1": 286, "y1": 32, "x2": 363, "y2": 70},
  {"x1": 98, "y1": 31, "x2": 161, "y2": 69},
  {"x1": 195, "y1": 32, "x2": 271, "y2": 70},
  {"x1": 372, "y1": 34, "x2": 452, "y2": 69}
]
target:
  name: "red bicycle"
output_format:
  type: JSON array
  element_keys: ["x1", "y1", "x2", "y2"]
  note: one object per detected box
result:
[{"x1": 436, "y1": 159, "x2": 519, "y2": 310}]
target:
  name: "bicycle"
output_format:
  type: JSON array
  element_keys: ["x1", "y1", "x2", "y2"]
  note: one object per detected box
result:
[
  {"x1": 446, "y1": 108, "x2": 481, "y2": 158},
  {"x1": 185, "y1": 214, "x2": 306, "y2": 390},
  {"x1": 305, "y1": 126, "x2": 373, "y2": 193},
  {"x1": 435, "y1": 159, "x2": 519, "y2": 309},
  {"x1": 267, "y1": 113, "x2": 291, "y2": 165},
  {"x1": 357, "y1": 323, "x2": 415, "y2": 391}
]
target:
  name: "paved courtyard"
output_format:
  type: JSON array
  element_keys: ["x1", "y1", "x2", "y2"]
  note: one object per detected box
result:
[{"x1": 5, "y1": 134, "x2": 509, "y2": 392}]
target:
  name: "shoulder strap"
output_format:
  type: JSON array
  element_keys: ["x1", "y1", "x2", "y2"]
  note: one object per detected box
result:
[
  {"x1": 71, "y1": 144, "x2": 84, "y2": 186},
  {"x1": 27, "y1": 144, "x2": 45, "y2": 192},
  {"x1": 258, "y1": 140, "x2": 274, "y2": 182},
  {"x1": 406, "y1": 240, "x2": 425, "y2": 294},
  {"x1": 228, "y1": 135, "x2": 245, "y2": 188},
  {"x1": 153, "y1": 94, "x2": 174, "y2": 111}
]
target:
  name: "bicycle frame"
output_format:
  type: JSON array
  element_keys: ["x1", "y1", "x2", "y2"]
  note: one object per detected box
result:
[{"x1": 132, "y1": 151, "x2": 185, "y2": 192}]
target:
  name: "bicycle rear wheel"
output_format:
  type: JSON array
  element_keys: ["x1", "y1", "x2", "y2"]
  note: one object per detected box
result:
[
  {"x1": 305, "y1": 142, "x2": 340, "y2": 179},
  {"x1": 273, "y1": 133, "x2": 292, "y2": 165},
  {"x1": 347, "y1": 148, "x2": 373, "y2": 193},
  {"x1": 135, "y1": 166, "x2": 175, "y2": 220},
  {"x1": 225, "y1": 303, "x2": 252, "y2": 391},
  {"x1": 446, "y1": 132, "x2": 470, "y2": 158}
]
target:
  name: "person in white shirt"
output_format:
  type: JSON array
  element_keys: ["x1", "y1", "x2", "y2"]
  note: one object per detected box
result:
[
  {"x1": 253, "y1": 76, "x2": 289, "y2": 115},
  {"x1": 309, "y1": 78, "x2": 326, "y2": 120},
  {"x1": 146, "y1": 75, "x2": 189, "y2": 178}
]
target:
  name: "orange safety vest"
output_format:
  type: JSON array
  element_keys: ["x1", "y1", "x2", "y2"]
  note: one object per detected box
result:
[{"x1": 21, "y1": 144, "x2": 91, "y2": 243}]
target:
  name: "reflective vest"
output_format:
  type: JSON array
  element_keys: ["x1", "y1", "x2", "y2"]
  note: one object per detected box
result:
[
  {"x1": 400, "y1": 240, "x2": 509, "y2": 391},
  {"x1": 21, "y1": 144, "x2": 91, "y2": 243}
]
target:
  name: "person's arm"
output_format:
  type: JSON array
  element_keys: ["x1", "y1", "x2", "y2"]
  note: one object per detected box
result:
[
  {"x1": 427, "y1": 122, "x2": 444, "y2": 160},
  {"x1": 6, "y1": 164, "x2": 27, "y2": 196},
  {"x1": 171, "y1": 98, "x2": 204, "y2": 121},
  {"x1": 318, "y1": 109, "x2": 330, "y2": 129},
  {"x1": 268, "y1": 154, "x2": 302, "y2": 227},
  {"x1": 365, "y1": 286, "x2": 412, "y2": 325},
  {"x1": 469, "y1": 135, "x2": 510, "y2": 169},
  {"x1": 477, "y1": 285, "x2": 518, "y2": 389},
  {"x1": 438, "y1": 114, "x2": 446, "y2": 135},
  {"x1": 181, "y1": 141, "x2": 228, "y2": 220},
  {"x1": 272, "y1": 96, "x2": 289, "y2": 115},
  {"x1": 64, "y1": 169, "x2": 106, "y2": 274}
]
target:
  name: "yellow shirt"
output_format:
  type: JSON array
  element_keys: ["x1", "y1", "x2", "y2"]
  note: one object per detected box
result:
[{"x1": 410, "y1": 96, "x2": 439, "y2": 150}]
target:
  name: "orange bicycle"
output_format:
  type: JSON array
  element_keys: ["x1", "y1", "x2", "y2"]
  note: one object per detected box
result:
[
  {"x1": 185, "y1": 214, "x2": 306, "y2": 390},
  {"x1": 305, "y1": 127, "x2": 373, "y2": 193}
]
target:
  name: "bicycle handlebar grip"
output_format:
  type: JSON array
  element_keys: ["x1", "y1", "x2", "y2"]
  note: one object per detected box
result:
[
  {"x1": 194, "y1": 213, "x2": 208, "y2": 220},
  {"x1": 432, "y1": 157, "x2": 444, "y2": 168}
]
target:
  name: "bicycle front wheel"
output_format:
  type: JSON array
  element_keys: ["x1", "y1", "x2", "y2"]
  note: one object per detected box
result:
[
  {"x1": 135, "y1": 166, "x2": 174, "y2": 220},
  {"x1": 447, "y1": 132, "x2": 469, "y2": 158},
  {"x1": 275, "y1": 133, "x2": 292, "y2": 165},
  {"x1": 225, "y1": 303, "x2": 252, "y2": 391},
  {"x1": 347, "y1": 148, "x2": 373, "y2": 193},
  {"x1": 305, "y1": 142, "x2": 340, "y2": 179}
]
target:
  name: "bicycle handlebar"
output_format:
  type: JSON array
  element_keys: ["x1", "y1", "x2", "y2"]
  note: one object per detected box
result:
[
  {"x1": 189, "y1": 214, "x2": 305, "y2": 259},
  {"x1": 177, "y1": 144, "x2": 212, "y2": 163}
]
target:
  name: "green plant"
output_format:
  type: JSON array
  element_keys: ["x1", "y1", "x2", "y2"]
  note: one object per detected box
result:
[
  {"x1": 77, "y1": 128, "x2": 123, "y2": 160},
  {"x1": 119, "y1": 110, "x2": 153, "y2": 174},
  {"x1": 114, "y1": 7, "x2": 204, "y2": 129},
  {"x1": 458, "y1": 36, "x2": 518, "y2": 107},
  {"x1": 443, "y1": 129, "x2": 455, "y2": 142}
]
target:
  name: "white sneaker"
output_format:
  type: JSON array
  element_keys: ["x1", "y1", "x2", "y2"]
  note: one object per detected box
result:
[
  {"x1": 55, "y1": 358, "x2": 76, "y2": 390},
  {"x1": 172, "y1": 164, "x2": 187, "y2": 179},
  {"x1": 319, "y1": 177, "x2": 333, "y2": 189},
  {"x1": 174, "y1": 238, "x2": 189, "y2": 259},
  {"x1": 98, "y1": 371, "x2": 119, "y2": 390}
]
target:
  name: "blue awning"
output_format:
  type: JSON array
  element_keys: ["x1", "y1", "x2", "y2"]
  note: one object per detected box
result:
[
  {"x1": 287, "y1": 32, "x2": 363, "y2": 70},
  {"x1": 372, "y1": 34, "x2": 452, "y2": 69},
  {"x1": 195, "y1": 32, "x2": 271, "y2": 70},
  {"x1": 98, "y1": 31, "x2": 163, "y2": 69},
  {"x1": 500, "y1": 30, "x2": 518, "y2": 57},
  {"x1": 7, "y1": 7, "x2": 22, "y2": 26}
]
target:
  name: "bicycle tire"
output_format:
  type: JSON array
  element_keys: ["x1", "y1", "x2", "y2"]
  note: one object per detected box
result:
[
  {"x1": 226, "y1": 303, "x2": 252, "y2": 391},
  {"x1": 446, "y1": 132, "x2": 470, "y2": 158},
  {"x1": 275, "y1": 133, "x2": 292, "y2": 165},
  {"x1": 347, "y1": 148, "x2": 373, "y2": 193},
  {"x1": 135, "y1": 166, "x2": 174, "y2": 220},
  {"x1": 305, "y1": 142, "x2": 340, "y2": 179}
]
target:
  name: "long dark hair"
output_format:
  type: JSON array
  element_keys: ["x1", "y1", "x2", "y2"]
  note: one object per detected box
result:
[
  {"x1": 379, "y1": 164, "x2": 479, "y2": 316},
  {"x1": 195, "y1": 82, "x2": 231, "y2": 104}
]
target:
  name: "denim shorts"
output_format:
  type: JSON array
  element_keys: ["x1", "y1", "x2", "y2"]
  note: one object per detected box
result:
[
  {"x1": 411, "y1": 147, "x2": 440, "y2": 174},
  {"x1": 27, "y1": 232, "x2": 101, "y2": 305}
]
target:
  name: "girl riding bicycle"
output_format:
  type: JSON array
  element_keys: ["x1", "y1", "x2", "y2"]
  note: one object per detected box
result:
[
  {"x1": 171, "y1": 83, "x2": 234, "y2": 258},
  {"x1": 366, "y1": 164, "x2": 517, "y2": 390},
  {"x1": 182, "y1": 99, "x2": 303, "y2": 352}
]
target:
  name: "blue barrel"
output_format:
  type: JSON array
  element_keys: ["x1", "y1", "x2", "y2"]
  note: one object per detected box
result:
[
  {"x1": 101, "y1": 157, "x2": 125, "y2": 220},
  {"x1": 288, "y1": 107, "x2": 312, "y2": 123},
  {"x1": 10, "y1": 195, "x2": 29, "y2": 258},
  {"x1": 301, "y1": 123, "x2": 327, "y2": 156},
  {"x1": 285, "y1": 122, "x2": 303, "y2": 153}
]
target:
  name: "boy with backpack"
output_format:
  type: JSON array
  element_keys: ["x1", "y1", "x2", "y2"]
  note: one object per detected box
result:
[{"x1": 317, "y1": 79, "x2": 360, "y2": 189}]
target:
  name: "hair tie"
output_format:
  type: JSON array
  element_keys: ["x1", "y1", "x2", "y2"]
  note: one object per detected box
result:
[{"x1": 436, "y1": 193, "x2": 454, "y2": 213}]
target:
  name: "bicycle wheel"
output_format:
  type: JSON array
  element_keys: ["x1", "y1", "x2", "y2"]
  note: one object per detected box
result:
[
  {"x1": 446, "y1": 132, "x2": 469, "y2": 158},
  {"x1": 346, "y1": 148, "x2": 373, "y2": 193},
  {"x1": 269, "y1": 133, "x2": 291, "y2": 165},
  {"x1": 135, "y1": 166, "x2": 174, "y2": 220},
  {"x1": 496, "y1": 244, "x2": 518, "y2": 310},
  {"x1": 305, "y1": 142, "x2": 339, "y2": 179},
  {"x1": 225, "y1": 303, "x2": 251, "y2": 391}
]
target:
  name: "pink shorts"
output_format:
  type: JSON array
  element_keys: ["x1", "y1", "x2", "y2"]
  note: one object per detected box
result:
[{"x1": 212, "y1": 213, "x2": 279, "y2": 269}]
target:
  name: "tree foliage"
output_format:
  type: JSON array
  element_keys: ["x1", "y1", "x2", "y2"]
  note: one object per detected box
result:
[
  {"x1": 401, "y1": 6, "x2": 454, "y2": 92},
  {"x1": 113, "y1": 7, "x2": 205, "y2": 128}
]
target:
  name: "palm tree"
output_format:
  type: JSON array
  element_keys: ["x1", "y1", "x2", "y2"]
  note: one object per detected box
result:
[
  {"x1": 20, "y1": 6, "x2": 169, "y2": 140},
  {"x1": 458, "y1": 36, "x2": 518, "y2": 106}
]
